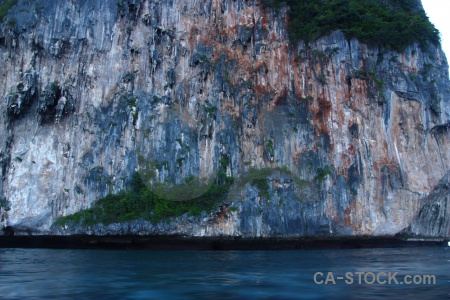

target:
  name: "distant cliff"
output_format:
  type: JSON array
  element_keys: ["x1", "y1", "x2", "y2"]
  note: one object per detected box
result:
[
  {"x1": 0, "y1": 0, "x2": 449, "y2": 237},
  {"x1": 408, "y1": 170, "x2": 450, "y2": 238}
]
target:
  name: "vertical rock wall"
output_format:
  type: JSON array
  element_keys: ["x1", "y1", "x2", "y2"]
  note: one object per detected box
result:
[{"x1": 0, "y1": 0, "x2": 449, "y2": 236}]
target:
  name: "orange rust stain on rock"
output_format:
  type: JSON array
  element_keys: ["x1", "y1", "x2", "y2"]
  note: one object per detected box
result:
[
  {"x1": 341, "y1": 154, "x2": 352, "y2": 169},
  {"x1": 312, "y1": 91, "x2": 332, "y2": 135},
  {"x1": 293, "y1": 152, "x2": 300, "y2": 165},
  {"x1": 345, "y1": 201, "x2": 357, "y2": 227},
  {"x1": 216, "y1": 205, "x2": 229, "y2": 221},
  {"x1": 225, "y1": 24, "x2": 238, "y2": 37},
  {"x1": 221, "y1": 100, "x2": 239, "y2": 118},
  {"x1": 345, "y1": 83, "x2": 352, "y2": 100},
  {"x1": 188, "y1": 25, "x2": 201, "y2": 48},
  {"x1": 272, "y1": 179, "x2": 283, "y2": 188},
  {"x1": 271, "y1": 31, "x2": 277, "y2": 42},
  {"x1": 254, "y1": 84, "x2": 271, "y2": 97},
  {"x1": 105, "y1": 83, "x2": 118, "y2": 103},
  {"x1": 261, "y1": 8, "x2": 268, "y2": 28},
  {"x1": 347, "y1": 145, "x2": 355, "y2": 157},
  {"x1": 334, "y1": 215, "x2": 341, "y2": 223},
  {"x1": 253, "y1": 60, "x2": 265, "y2": 71},
  {"x1": 337, "y1": 101, "x2": 345, "y2": 126},
  {"x1": 344, "y1": 204, "x2": 353, "y2": 226},
  {"x1": 372, "y1": 161, "x2": 381, "y2": 175}
]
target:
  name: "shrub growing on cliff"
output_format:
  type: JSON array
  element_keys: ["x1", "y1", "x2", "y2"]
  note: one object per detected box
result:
[
  {"x1": 315, "y1": 166, "x2": 333, "y2": 182},
  {"x1": 0, "y1": 0, "x2": 18, "y2": 21},
  {"x1": 0, "y1": 197, "x2": 11, "y2": 212},
  {"x1": 53, "y1": 172, "x2": 234, "y2": 227},
  {"x1": 263, "y1": 0, "x2": 440, "y2": 51}
]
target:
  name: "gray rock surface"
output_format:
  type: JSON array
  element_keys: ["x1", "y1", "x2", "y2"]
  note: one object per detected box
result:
[
  {"x1": 0, "y1": 0, "x2": 448, "y2": 237},
  {"x1": 408, "y1": 171, "x2": 450, "y2": 238}
]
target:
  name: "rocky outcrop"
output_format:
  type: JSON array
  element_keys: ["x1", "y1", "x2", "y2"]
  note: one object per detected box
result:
[
  {"x1": 408, "y1": 171, "x2": 450, "y2": 238},
  {"x1": 0, "y1": 0, "x2": 449, "y2": 237},
  {"x1": 5, "y1": 69, "x2": 37, "y2": 121}
]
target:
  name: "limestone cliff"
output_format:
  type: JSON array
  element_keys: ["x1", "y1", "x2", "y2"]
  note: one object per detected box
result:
[
  {"x1": 0, "y1": 0, "x2": 449, "y2": 237},
  {"x1": 408, "y1": 171, "x2": 450, "y2": 238}
]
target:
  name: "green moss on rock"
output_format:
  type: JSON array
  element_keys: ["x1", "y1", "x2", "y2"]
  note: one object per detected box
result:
[
  {"x1": 53, "y1": 173, "x2": 234, "y2": 227},
  {"x1": 0, "y1": 0, "x2": 18, "y2": 21},
  {"x1": 264, "y1": 0, "x2": 440, "y2": 51}
]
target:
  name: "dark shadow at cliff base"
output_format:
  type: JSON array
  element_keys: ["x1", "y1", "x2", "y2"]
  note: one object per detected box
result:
[{"x1": 0, "y1": 235, "x2": 447, "y2": 250}]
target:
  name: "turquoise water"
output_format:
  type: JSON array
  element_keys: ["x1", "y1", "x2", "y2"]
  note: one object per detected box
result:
[{"x1": 0, "y1": 247, "x2": 449, "y2": 299}]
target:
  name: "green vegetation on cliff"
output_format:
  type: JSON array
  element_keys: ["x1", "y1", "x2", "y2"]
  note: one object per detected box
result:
[
  {"x1": 263, "y1": 0, "x2": 440, "y2": 51},
  {"x1": 0, "y1": 0, "x2": 18, "y2": 21},
  {"x1": 53, "y1": 173, "x2": 233, "y2": 227},
  {"x1": 0, "y1": 197, "x2": 11, "y2": 212}
]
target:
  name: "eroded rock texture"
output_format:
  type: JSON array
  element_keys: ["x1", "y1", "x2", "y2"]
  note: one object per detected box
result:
[
  {"x1": 0, "y1": 0, "x2": 449, "y2": 237},
  {"x1": 408, "y1": 170, "x2": 450, "y2": 238}
]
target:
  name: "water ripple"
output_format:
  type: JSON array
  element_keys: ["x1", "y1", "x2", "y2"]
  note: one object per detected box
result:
[{"x1": 0, "y1": 247, "x2": 448, "y2": 299}]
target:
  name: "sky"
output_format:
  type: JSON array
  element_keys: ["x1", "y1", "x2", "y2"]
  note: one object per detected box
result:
[{"x1": 422, "y1": 0, "x2": 450, "y2": 59}]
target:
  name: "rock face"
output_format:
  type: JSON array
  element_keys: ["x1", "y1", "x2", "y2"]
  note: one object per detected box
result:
[
  {"x1": 408, "y1": 170, "x2": 450, "y2": 238},
  {"x1": 0, "y1": 0, "x2": 449, "y2": 237}
]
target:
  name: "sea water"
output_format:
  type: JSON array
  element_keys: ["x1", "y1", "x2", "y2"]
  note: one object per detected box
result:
[{"x1": 0, "y1": 247, "x2": 449, "y2": 299}]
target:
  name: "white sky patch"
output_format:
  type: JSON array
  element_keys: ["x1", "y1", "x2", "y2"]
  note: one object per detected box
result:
[{"x1": 422, "y1": 0, "x2": 450, "y2": 61}]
